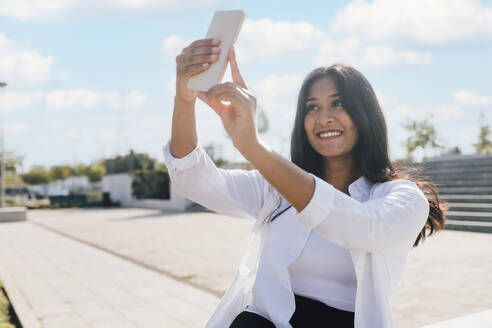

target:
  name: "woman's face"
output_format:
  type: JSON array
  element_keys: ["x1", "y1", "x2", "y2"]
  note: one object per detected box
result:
[{"x1": 303, "y1": 77, "x2": 359, "y2": 158}]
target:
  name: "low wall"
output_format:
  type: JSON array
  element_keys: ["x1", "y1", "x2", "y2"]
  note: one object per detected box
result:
[{"x1": 102, "y1": 173, "x2": 191, "y2": 211}]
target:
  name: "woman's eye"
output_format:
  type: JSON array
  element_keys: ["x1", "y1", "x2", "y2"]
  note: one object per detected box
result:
[
  {"x1": 333, "y1": 100, "x2": 344, "y2": 107},
  {"x1": 306, "y1": 104, "x2": 318, "y2": 111}
]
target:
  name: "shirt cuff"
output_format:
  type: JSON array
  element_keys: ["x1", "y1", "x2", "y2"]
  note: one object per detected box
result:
[
  {"x1": 294, "y1": 173, "x2": 336, "y2": 230},
  {"x1": 162, "y1": 139, "x2": 202, "y2": 173}
]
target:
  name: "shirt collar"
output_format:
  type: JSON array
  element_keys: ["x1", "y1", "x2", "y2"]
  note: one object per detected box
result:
[{"x1": 348, "y1": 174, "x2": 372, "y2": 197}]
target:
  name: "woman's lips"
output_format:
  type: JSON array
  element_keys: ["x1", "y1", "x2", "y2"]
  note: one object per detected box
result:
[{"x1": 317, "y1": 131, "x2": 343, "y2": 141}]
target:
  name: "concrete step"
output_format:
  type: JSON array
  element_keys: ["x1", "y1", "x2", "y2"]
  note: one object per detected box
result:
[
  {"x1": 435, "y1": 180, "x2": 492, "y2": 188},
  {"x1": 430, "y1": 174, "x2": 492, "y2": 184},
  {"x1": 420, "y1": 165, "x2": 492, "y2": 175},
  {"x1": 437, "y1": 187, "x2": 492, "y2": 195},
  {"x1": 419, "y1": 155, "x2": 492, "y2": 169},
  {"x1": 444, "y1": 219, "x2": 492, "y2": 233},
  {"x1": 446, "y1": 210, "x2": 492, "y2": 222},
  {"x1": 447, "y1": 203, "x2": 492, "y2": 213},
  {"x1": 440, "y1": 195, "x2": 492, "y2": 203}
]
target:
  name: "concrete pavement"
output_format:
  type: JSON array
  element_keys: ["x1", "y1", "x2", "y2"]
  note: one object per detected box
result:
[
  {"x1": 0, "y1": 221, "x2": 220, "y2": 328},
  {"x1": 0, "y1": 208, "x2": 491, "y2": 327}
]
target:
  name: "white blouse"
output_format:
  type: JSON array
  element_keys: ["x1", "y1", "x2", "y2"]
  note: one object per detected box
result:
[
  {"x1": 162, "y1": 140, "x2": 430, "y2": 328},
  {"x1": 288, "y1": 227, "x2": 357, "y2": 313}
]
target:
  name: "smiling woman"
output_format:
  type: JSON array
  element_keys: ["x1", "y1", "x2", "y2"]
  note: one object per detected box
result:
[{"x1": 164, "y1": 39, "x2": 447, "y2": 328}]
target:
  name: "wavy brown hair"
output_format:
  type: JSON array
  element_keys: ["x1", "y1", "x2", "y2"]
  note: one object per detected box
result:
[{"x1": 279, "y1": 64, "x2": 447, "y2": 247}]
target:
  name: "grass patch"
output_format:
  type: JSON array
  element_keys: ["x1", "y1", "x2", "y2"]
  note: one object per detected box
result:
[
  {"x1": 180, "y1": 274, "x2": 197, "y2": 280},
  {"x1": 0, "y1": 281, "x2": 20, "y2": 328}
]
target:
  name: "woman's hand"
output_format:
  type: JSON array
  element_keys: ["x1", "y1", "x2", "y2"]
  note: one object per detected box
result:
[
  {"x1": 175, "y1": 38, "x2": 221, "y2": 103},
  {"x1": 198, "y1": 46, "x2": 259, "y2": 155}
]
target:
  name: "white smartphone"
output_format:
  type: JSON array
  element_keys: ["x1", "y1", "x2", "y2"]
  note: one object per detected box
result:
[{"x1": 187, "y1": 10, "x2": 245, "y2": 92}]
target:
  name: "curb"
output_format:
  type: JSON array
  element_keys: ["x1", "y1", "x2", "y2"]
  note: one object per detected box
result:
[{"x1": 0, "y1": 259, "x2": 42, "y2": 328}]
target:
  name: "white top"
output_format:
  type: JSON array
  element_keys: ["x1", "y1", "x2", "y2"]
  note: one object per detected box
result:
[
  {"x1": 162, "y1": 140, "x2": 430, "y2": 328},
  {"x1": 288, "y1": 227, "x2": 357, "y2": 312}
]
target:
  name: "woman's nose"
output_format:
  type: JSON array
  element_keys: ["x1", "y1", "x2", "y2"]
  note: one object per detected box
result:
[{"x1": 317, "y1": 107, "x2": 335, "y2": 123}]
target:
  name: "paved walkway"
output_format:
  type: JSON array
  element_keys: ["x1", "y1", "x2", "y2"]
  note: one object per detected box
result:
[
  {"x1": 1, "y1": 208, "x2": 491, "y2": 327},
  {"x1": 0, "y1": 221, "x2": 220, "y2": 328}
]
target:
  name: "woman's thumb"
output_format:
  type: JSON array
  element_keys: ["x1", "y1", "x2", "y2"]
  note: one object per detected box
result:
[{"x1": 197, "y1": 92, "x2": 208, "y2": 102}]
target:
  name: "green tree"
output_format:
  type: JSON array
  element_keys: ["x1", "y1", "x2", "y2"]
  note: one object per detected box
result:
[
  {"x1": 3, "y1": 151, "x2": 24, "y2": 176},
  {"x1": 21, "y1": 166, "x2": 51, "y2": 185},
  {"x1": 104, "y1": 150, "x2": 155, "y2": 174},
  {"x1": 49, "y1": 165, "x2": 73, "y2": 181},
  {"x1": 473, "y1": 113, "x2": 492, "y2": 154},
  {"x1": 403, "y1": 118, "x2": 445, "y2": 161},
  {"x1": 85, "y1": 163, "x2": 106, "y2": 182},
  {"x1": 257, "y1": 107, "x2": 269, "y2": 135}
]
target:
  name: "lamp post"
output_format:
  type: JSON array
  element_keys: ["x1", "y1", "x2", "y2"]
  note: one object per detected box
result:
[{"x1": 0, "y1": 82, "x2": 6, "y2": 208}]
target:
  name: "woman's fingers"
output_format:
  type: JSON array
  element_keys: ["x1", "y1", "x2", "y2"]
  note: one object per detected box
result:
[
  {"x1": 176, "y1": 52, "x2": 219, "y2": 66},
  {"x1": 178, "y1": 63, "x2": 209, "y2": 79},
  {"x1": 176, "y1": 39, "x2": 221, "y2": 76},
  {"x1": 185, "y1": 38, "x2": 220, "y2": 50},
  {"x1": 175, "y1": 38, "x2": 221, "y2": 102},
  {"x1": 206, "y1": 82, "x2": 254, "y2": 108},
  {"x1": 228, "y1": 46, "x2": 247, "y2": 89}
]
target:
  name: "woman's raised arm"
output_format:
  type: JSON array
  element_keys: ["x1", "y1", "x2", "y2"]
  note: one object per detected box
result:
[
  {"x1": 170, "y1": 38, "x2": 221, "y2": 158},
  {"x1": 165, "y1": 40, "x2": 272, "y2": 221}
]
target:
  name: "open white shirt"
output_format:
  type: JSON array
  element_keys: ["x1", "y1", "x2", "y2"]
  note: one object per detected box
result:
[{"x1": 162, "y1": 140, "x2": 430, "y2": 328}]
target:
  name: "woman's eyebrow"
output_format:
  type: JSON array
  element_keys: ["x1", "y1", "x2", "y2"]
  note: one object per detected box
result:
[{"x1": 306, "y1": 92, "x2": 341, "y2": 102}]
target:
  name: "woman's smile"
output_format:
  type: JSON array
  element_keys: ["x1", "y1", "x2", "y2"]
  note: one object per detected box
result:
[{"x1": 317, "y1": 130, "x2": 344, "y2": 141}]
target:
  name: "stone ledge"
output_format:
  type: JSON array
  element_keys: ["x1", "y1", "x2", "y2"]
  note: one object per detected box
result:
[{"x1": 0, "y1": 207, "x2": 27, "y2": 222}]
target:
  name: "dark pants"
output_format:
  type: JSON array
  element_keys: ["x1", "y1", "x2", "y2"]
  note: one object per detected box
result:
[{"x1": 230, "y1": 294, "x2": 355, "y2": 327}]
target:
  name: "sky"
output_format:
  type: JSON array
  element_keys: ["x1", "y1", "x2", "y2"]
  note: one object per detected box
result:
[{"x1": 1, "y1": 0, "x2": 491, "y2": 171}]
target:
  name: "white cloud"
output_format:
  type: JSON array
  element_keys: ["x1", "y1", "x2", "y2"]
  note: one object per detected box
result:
[
  {"x1": 0, "y1": 0, "x2": 74, "y2": 21},
  {"x1": 46, "y1": 89, "x2": 111, "y2": 110},
  {"x1": 64, "y1": 128, "x2": 117, "y2": 139},
  {"x1": 453, "y1": 90, "x2": 491, "y2": 107},
  {"x1": 0, "y1": 33, "x2": 54, "y2": 85},
  {"x1": 111, "y1": 90, "x2": 147, "y2": 112},
  {"x1": 4, "y1": 123, "x2": 27, "y2": 134},
  {"x1": 45, "y1": 89, "x2": 147, "y2": 112},
  {"x1": 385, "y1": 104, "x2": 463, "y2": 123},
  {"x1": 249, "y1": 73, "x2": 303, "y2": 148},
  {"x1": 236, "y1": 18, "x2": 326, "y2": 62},
  {"x1": 0, "y1": 0, "x2": 220, "y2": 20},
  {"x1": 314, "y1": 37, "x2": 432, "y2": 68},
  {"x1": 164, "y1": 18, "x2": 434, "y2": 70},
  {"x1": 331, "y1": 0, "x2": 492, "y2": 44},
  {"x1": 0, "y1": 91, "x2": 44, "y2": 111},
  {"x1": 250, "y1": 73, "x2": 303, "y2": 110},
  {"x1": 0, "y1": 88, "x2": 147, "y2": 112},
  {"x1": 163, "y1": 18, "x2": 326, "y2": 63},
  {"x1": 163, "y1": 36, "x2": 192, "y2": 59},
  {"x1": 52, "y1": 120, "x2": 65, "y2": 128}
]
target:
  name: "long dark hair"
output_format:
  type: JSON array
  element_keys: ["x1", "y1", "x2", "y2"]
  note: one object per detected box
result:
[{"x1": 269, "y1": 64, "x2": 446, "y2": 247}]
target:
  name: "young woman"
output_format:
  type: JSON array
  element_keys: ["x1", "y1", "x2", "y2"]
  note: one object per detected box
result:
[{"x1": 163, "y1": 39, "x2": 447, "y2": 328}]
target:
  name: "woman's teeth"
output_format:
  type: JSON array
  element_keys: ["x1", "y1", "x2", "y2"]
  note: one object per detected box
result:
[{"x1": 318, "y1": 131, "x2": 342, "y2": 138}]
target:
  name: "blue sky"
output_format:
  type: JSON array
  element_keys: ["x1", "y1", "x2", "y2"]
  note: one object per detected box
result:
[{"x1": 1, "y1": 0, "x2": 491, "y2": 170}]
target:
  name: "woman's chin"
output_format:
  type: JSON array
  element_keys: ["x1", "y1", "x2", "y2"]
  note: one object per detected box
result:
[{"x1": 317, "y1": 149, "x2": 350, "y2": 158}]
